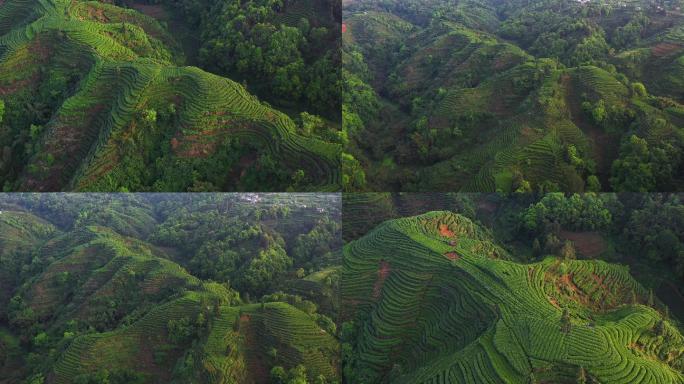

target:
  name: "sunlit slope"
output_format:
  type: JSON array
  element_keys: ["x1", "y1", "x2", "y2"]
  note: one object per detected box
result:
[
  {"x1": 342, "y1": 211, "x2": 684, "y2": 383},
  {"x1": 0, "y1": 0, "x2": 340, "y2": 191}
]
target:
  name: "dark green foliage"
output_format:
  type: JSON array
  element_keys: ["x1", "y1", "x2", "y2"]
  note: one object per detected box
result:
[
  {"x1": 167, "y1": 317, "x2": 196, "y2": 344},
  {"x1": 194, "y1": 0, "x2": 340, "y2": 117},
  {"x1": 270, "y1": 364, "x2": 309, "y2": 384},
  {"x1": 611, "y1": 133, "x2": 684, "y2": 192},
  {"x1": 560, "y1": 308, "x2": 572, "y2": 333},
  {"x1": 622, "y1": 194, "x2": 684, "y2": 280},
  {"x1": 522, "y1": 193, "x2": 613, "y2": 233},
  {"x1": 73, "y1": 369, "x2": 146, "y2": 384},
  {"x1": 0, "y1": 193, "x2": 341, "y2": 383},
  {"x1": 655, "y1": 319, "x2": 665, "y2": 336},
  {"x1": 343, "y1": 0, "x2": 684, "y2": 192}
]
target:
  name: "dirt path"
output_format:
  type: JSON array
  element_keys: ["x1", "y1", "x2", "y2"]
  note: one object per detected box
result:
[
  {"x1": 240, "y1": 314, "x2": 268, "y2": 384},
  {"x1": 373, "y1": 261, "x2": 391, "y2": 299},
  {"x1": 561, "y1": 74, "x2": 616, "y2": 188}
]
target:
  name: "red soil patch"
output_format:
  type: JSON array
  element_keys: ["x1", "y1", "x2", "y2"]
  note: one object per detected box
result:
[
  {"x1": 0, "y1": 38, "x2": 51, "y2": 95},
  {"x1": 130, "y1": 3, "x2": 169, "y2": 20},
  {"x1": 0, "y1": 74, "x2": 38, "y2": 96},
  {"x1": 559, "y1": 231, "x2": 606, "y2": 258},
  {"x1": 492, "y1": 52, "x2": 518, "y2": 71},
  {"x1": 548, "y1": 271, "x2": 591, "y2": 308},
  {"x1": 651, "y1": 42, "x2": 683, "y2": 57},
  {"x1": 438, "y1": 224, "x2": 455, "y2": 238},
  {"x1": 444, "y1": 252, "x2": 460, "y2": 260},
  {"x1": 173, "y1": 119, "x2": 254, "y2": 158},
  {"x1": 172, "y1": 131, "x2": 222, "y2": 158},
  {"x1": 372, "y1": 261, "x2": 391, "y2": 299},
  {"x1": 520, "y1": 125, "x2": 535, "y2": 140},
  {"x1": 82, "y1": 5, "x2": 109, "y2": 23},
  {"x1": 591, "y1": 273, "x2": 609, "y2": 291},
  {"x1": 240, "y1": 314, "x2": 269, "y2": 384},
  {"x1": 134, "y1": 334, "x2": 175, "y2": 381},
  {"x1": 547, "y1": 296, "x2": 560, "y2": 309},
  {"x1": 559, "y1": 273, "x2": 580, "y2": 295}
]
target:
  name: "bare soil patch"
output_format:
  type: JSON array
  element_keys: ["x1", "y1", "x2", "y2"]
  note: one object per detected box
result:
[
  {"x1": 372, "y1": 260, "x2": 391, "y2": 299},
  {"x1": 651, "y1": 42, "x2": 683, "y2": 57},
  {"x1": 438, "y1": 224, "x2": 455, "y2": 238},
  {"x1": 240, "y1": 314, "x2": 269, "y2": 383},
  {"x1": 559, "y1": 230, "x2": 606, "y2": 258},
  {"x1": 129, "y1": 3, "x2": 169, "y2": 21},
  {"x1": 444, "y1": 252, "x2": 460, "y2": 260}
]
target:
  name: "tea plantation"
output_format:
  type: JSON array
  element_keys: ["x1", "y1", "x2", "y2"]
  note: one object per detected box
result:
[
  {"x1": 343, "y1": 0, "x2": 684, "y2": 192},
  {"x1": 0, "y1": 194, "x2": 342, "y2": 383},
  {"x1": 0, "y1": 0, "x2": 341, "y2": 192},
  {"x1": 341, "y1": 210, "x2": 684, "y2": 383}
]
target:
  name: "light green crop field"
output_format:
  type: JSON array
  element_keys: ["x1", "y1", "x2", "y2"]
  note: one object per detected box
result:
[{"x1": 342, "y1": 211, "x2": 684, "y2": 383}]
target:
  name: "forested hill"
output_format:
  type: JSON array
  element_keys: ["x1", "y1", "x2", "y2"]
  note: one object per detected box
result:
[
  {"x1": 342, "y1": 0, "x2": 684, "y2": 192},
  {"x1": 0, "y1": 194, "x2": 342, "y2": 383},
  {"x1": 0, "y1": 0, "x2": 342, "y2": 192},
  {"x1": 341, "y1": 210, "x2": 684, "y2": 383}
]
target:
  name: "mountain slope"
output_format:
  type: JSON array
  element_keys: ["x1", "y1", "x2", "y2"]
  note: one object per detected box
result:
[
  {"x1": 0, "y1": 194, "x2": 342, "y2": 384},
  {"x1": 343, "y1": 0, "x2": 684, "y2": 192},
  {"x1": 341, "y1": 211, "x2": 684, "y2": 383},
  {"x1": 0, "y1": 0, "x2": 341, "y2": 192}
]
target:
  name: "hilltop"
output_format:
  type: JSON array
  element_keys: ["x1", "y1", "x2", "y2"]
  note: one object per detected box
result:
[
  {"x1": 342, "y1": 0, "x2": 684, "y2": 192},
  {"x1": 341, "y1": 210, "x2": 684, "y2": 383},
  {"x1": 0, "y1": 0, "x2": 342, "y2": 192}
]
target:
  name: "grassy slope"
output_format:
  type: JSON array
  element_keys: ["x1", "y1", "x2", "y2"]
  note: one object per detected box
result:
[{"x1": 342, "y1": 211, "x2": 684, "y2": 383}]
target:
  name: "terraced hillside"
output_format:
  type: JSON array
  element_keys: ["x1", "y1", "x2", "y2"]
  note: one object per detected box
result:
[
  {"x1": 0, "y1": 194, "x2": 342, "y2": 383},
  {"x1": 342, "y1": 211, "x2": 684, "y2": 383},
  {"x1": 343, "y1": 0, "x2": 684, "y2": 192},
  {"x1": 0, "y1": 0, "x2": 341, "y2": 192}
]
